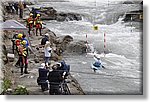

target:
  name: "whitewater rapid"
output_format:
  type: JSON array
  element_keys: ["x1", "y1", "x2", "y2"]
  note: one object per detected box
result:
[{"x1": 35, "y1": 0, "x2": 143, "y2": 94}]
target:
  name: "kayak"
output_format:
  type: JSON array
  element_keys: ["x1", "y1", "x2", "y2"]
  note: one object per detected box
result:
[{"x1": 91, "y1": 63, "x2": 102, "y2": 71}]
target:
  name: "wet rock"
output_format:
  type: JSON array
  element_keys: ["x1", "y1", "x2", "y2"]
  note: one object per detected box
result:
[
  {"x1": 122, "y1": 1, "x2": 134, "y2": 4},
  {"x1": 56, "y1": 15, "x2": 66, "y2": 22},
  {"x1": 62, "y1": 35, "x2": 73, "y2": 43},
  {"x1": 33, "y1": 6, "x2": 82, "y2": 21},
  {"x1": 24, "y1": 1, "x2": 35, "y2": 5},
  {"x1": 66, "y1": 40, "x2": 87, "y2": 54},
  {"x1": 34, "y1": 57, "x2": 39, "y2": 63},
  {"x1": 42, "y1": 28, "x2": 51, "y2": 34},
  {"x1": 53, "y1": 35, "x2": 73, "y2": 56},
  {"x1": 1, "y1": 43, "x2": 8, "y2": 64},
  {"x1": 56, "y1": 12, "x2": 82, "y2": 21},
  {"x1": 123, "y1": 10, "x2": 143, "y2": 22},
  {"x1": 39, "y1": 7, "x2": 57, "y2": 14},
  {"x1": 38, "y1": 7, "x2": 57, "y2": 20},
  {"x1": 51, "y1": 52, "x2": 62, "y2": 61},
  {"x1": 7, "y1": 53, "x2": 14, "y2": 62}
]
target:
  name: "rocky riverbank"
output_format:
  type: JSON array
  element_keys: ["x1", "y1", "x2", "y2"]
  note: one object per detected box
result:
[{"x1": 1, "y1": 1, "x2": 86, "y2": 95}]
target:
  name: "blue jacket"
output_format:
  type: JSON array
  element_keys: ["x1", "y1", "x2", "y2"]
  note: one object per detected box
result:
[
  {"x1": 22, "y1": 38, "x2": 29, "y2": 47},
  {"x1": 93, "y1": 61, "x2": 101, "y2": 67}
]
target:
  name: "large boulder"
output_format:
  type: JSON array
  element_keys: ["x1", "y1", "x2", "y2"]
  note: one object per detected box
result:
[
  {"x1": 122, "y1": 1, "x2": 134, "y2": 4},
  {"x1": 1, "y1": 43, "x2": 8, "y2": 64},
  {"x1": 56, "y1": 12, "x2": 82, "y2": 21},
  {"x1": 39, "y1": 7, "x2": 57, "y2": 20},
  {"x1": 123, "y1": 10, "x2": 143, "y2": 22},
  {"x1": 31, "y1": 6, "x2": 82, "y2": 21},
  {"x1": 51, "y1": 35, "x2": 73, "y2": 56},
  {"x1": 62, "y1": 35, "x2": 73, "y2": 43},
  {"x1": 66, "y1": 40, "x2": 87, "y2": 54}
]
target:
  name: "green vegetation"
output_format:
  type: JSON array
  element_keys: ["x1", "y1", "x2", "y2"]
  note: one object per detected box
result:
[
  {"x1": 13, "y1": 85, "x2": 29, "y2": 95},
  {"x1": 2, "y1": 78, "x2": 12, "y2": 92}
]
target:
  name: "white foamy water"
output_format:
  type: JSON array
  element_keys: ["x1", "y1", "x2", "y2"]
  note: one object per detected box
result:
[{"x1": 34, "y1": 0, "x2": 142, "y2": 94}]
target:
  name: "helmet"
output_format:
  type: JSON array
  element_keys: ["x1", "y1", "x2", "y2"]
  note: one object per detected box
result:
[
  {"x1": 45, "y1": 33, "x2": 49, "y2": 36},
  {"x1": 30, "y1": 13, "x2": 33, "y2": 16},
  {"x1": 37, "y1": 14, "x2": 40, "y2": 17},
  {"x1": 46, "y1": 41, "x2": 50, "y2": 44},
  {"x1": 94, "y1": 54, "x2": 101, "y2": 60},
  {"x1": 21, "y1": 40, "x2": 27, "y2": 45},
  {"x1": 18, "y1": 33, "x2": 23, "y2": 39},
  {"x1": 40, "y1": 63, "x2": 45, "y2": 68}
]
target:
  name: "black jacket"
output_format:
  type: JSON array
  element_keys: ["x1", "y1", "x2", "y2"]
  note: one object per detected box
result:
[
  {"x1": 48, "y1": 70, "x2": 63, "y2": 83},
  {"x1": 41, "y1": 37, "x2": 49, "y2": 45}
]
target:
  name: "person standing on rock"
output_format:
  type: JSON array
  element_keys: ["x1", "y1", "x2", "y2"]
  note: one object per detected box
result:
[
  {"x1": 14, "y1": 2, "x2": 18, "y2": 15},
  {"x1": 22, "y1": 34, "x2": 29, "y2": 48},
  {"x1": 34, "y1": 14, "x2": 43, "y2": 36},
  {"x1": 44, "y1": 41, "x2": 52, "y2": 68},
  {"x1": 41, "y1": 33, "x2": 49, "y2": 47},
  {"x1": 15, "y1": 33, "x2": 23, "y2": 67},
  {"x1": 18, "y1": 0, "x2": 24, "y2": 19},
  {"x1": 26, "y1": 13, "x2": 34, "y2": 36},
  {"x1": 18, "y1": 40, "x2": 29, "y2": 75}
]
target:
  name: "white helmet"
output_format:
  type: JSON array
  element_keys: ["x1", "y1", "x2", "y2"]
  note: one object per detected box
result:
[
  {"x1": 56, "y1": 62, "x2": 62, "y2": 67},
  {"x1": 40, "y1": 63, "x2": 45, "y2": 68},
  {"x1": 45, "y1": 33, "x2": 49, "y2": 36},
  {"x1": 46, "y1": 41, "x2": 50, "y2": 44},
  {"x1": 94, "y1": 54, "x2": 101, "y2": 60}
]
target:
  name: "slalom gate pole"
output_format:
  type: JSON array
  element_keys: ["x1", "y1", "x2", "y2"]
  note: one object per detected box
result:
[
  {"x1": 131, "y1": 16, "x2": 133, "y2": 33},
  {"x1": 104, "y1": 33, "x2": 106, "y2": 55},
  {"x1": 86, "y1": 34, "x2": 88, "y2": 57}
]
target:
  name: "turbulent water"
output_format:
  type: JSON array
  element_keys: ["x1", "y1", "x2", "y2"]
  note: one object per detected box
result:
[{"x1": 33, "y1": 0, "x2": 143, "y2": 94}]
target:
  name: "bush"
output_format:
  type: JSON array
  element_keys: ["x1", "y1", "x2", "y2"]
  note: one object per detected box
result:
[
  {"x1": 13, "y1": 85, "x2": 29, "y2": 95},
  {"x1": 2, "y1": 79, "x2": 12, "y2": 92}
]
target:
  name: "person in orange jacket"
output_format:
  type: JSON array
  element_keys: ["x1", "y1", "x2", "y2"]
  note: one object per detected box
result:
[
  {"x1": 15, "y1": 33, "x2": 23, "y2": 49},
  {"x1": 15, "y1": 33, "x2": 23, "y2": 67},
  {"x1": 34, "y1": 14, "x2": 42, "y2": 36},
  {"x1": 18, "y1": 40, "x2": 29, "y2": 75},
  {"x1": 27, "y1": 13, "x2": 34, "y2": 36}
]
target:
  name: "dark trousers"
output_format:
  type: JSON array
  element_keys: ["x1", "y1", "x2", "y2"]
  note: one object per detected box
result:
[
  {"x1": 19, "y1": 9, "x2": 23, "y2": 18},
  {"x1": 49, "y1": 84, "x2": 61, "y2": 95},
  {"x1": 36, "y1": 28, "x2": 42, "y2": 36},
  {"x1": 28, "y1": 26, "x2": 33, "y2": 35},
  {"x1": 14, "y1": 7, "x2": 18, "y2": 15},
  {"x1": 20, "y1": 56, "x2": 28, "y2": 74}
]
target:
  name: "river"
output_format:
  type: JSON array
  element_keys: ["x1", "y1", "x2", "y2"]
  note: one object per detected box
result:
[{"x1": 29, "y1": 0, "x2": 143, "y2": 94}]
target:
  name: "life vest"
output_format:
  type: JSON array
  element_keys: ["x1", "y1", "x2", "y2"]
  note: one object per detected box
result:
[
  {"x1": 18, "y1": 45, "x2": 28, "y2": 57},
  {"x1": 35, "y1": 17, "x2": 42, "y2": 29},
  {"x1": 27, "y1": 17, "x2": 34, "y2": 28},
  {"x1": 93, "y1": 61, "x2": 101, "y2": 67},
  {"x1": 15, "y1": 39, "x2": 21, "y2": 47}
]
